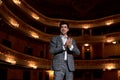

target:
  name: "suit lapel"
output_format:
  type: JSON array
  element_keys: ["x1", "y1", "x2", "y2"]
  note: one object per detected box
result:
[{"x1": 57, "y1": 35, "x2": 63, "y2": 45}]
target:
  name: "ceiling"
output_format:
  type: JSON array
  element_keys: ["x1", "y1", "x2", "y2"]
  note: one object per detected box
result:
[
  {"x1": 24, "y1": 0, "x2": 120, "y2": 20},
  {"x1": 0, "y1": 0, "x2": 120, "y2": 43}
]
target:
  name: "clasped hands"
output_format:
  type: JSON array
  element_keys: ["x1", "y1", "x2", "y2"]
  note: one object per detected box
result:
[{"x1": 64, "y1": 37, "x2": 72, "y2": 48}]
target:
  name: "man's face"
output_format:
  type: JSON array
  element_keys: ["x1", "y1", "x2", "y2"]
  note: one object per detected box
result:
[{"x1": 60, "y1": 24, "x2": 69, "y2": 35}]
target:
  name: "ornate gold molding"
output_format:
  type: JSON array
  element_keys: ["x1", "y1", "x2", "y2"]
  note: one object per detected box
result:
[
  {"x1": 0, "y1": 1, "x2": 120, "y2": 44},
  {"x1": 0, "y1": 44, "x2": 120, "y2": 70},
  {"x1": 4, "y1": 0, "x2": 120, "y2": 28}
]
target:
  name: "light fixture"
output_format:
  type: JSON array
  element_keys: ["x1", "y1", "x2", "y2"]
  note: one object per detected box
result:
[
  {"x1": 104, "y1": 63, "x2": 116, "y2": 70},
  {"x1": 31, "y1": 12, "x2": 40, "y2": 20},
  {"x1": 5, "y1": 54, "x2": 16, "y2": 65},
  {"x1": 28, "y1": 61, "x2": 37, "y2": 69},
  {"x1": 112, "y1": 41, "x2": 117, "y2": 44},
  {"x1": 12, "y1": 0, "x2": 21, "y2": 5},
  {"x1": 46, "y1": 70, "x2": 54, "y2": 79},
  {"x1": 105, "y1": 20, "x2": 114, "y2": 26},
  {"x1": 9, "y1": 18, "x2": 19, "y2": 28},
  {"x1": 82, "y1": 24, "x2": 90, "y2": 29},
  {"x1": 84, "y1": 43, "x2": 89, "y2": 46},
  {"x1": 106, "y1": 37, "x2": 115, "y2": 43},
  {"x1": 29, "y1": 31, "x2": 39, "y2": 39}
]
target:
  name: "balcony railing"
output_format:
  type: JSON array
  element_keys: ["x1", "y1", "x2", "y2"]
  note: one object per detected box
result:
[{"x1": 0, "y1": 44, "x2": 120, "y2": 70}]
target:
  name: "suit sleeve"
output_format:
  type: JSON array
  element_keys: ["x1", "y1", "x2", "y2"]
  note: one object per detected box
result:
[
  {"x1": 49, "y1": 37, "x2": 64, "y2": 55},
  {"x1": 72, "y1": 39, "x2": 80, "y2": 55}
]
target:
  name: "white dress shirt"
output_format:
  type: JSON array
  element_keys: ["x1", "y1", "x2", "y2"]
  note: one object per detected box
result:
[{"x1": 60, "y1": 35, "x2": 73, "y2": 60}]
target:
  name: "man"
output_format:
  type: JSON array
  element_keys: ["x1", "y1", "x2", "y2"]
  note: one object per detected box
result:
[{"x1": 49, "y1": 21, "x2": 80, "y2": 80}]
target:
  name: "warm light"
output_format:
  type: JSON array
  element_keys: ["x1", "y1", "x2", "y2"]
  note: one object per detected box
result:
[
  {"x1": 12, "y1": 0, "x2": 21, "y2": 5},
  {"x1": 105, "y1": 20, "x2": 114, "y2": 25},
  {"x1": 106, "y1": 37, "x2": 114, "y2": 43},
  {"x1": 9, "y1": 18, "x2": 19, "y2": 27},
  {"x1": 28, "y1": 61, "x2": 37, "y2": 69},
  {"x1": 86, "y1": 48, "x2": 90, "y2": 51},
  {"x1": 46, "y1": 70, "x2": 54, "y2": 75},
  {"x1": 0, "y1": 0, "x2": 2, "y2": 5},
  {"x1": 46, "y1": 70, "x2": 54, "y2": 80},
  {"x1": 0, "y1": 51, "x2": 3, "y2": 54},
  {"x1": 5, "y1": 54, "x2": 16, "y2": 65},
  {"x1": 31, "y1": 12, "x2": 40, "y2": 20},
  {"x1": 104, "y1": 63, "x2": 116, "y2": 70},
  {"x1": 118, "y1": 70, "x2": 120, "y2": 77},
  {"x1": 112, "y1": 41, "x2": 117, "y2": 44},
  {"x1": 82, "y1": 24, "x2": 90, "y2": 29},
  {"x1": 30, "y1": 31, "x2": 39, "y2": 39},
  {"x1": 84, "y1": 43, "x2": 89, "y2": 46}
]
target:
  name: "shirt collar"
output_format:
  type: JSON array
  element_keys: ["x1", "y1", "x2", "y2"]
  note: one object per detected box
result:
[{"x1": 60, "y1": 34, "x2": 68, "y2": 39}]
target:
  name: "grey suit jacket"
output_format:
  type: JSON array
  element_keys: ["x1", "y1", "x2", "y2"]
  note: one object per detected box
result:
[{"x1": 49, "y1": 35, "x2": 80, "y2": 71}]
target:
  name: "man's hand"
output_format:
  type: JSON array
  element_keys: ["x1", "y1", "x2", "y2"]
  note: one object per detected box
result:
[{"x1": 64, "y1": 38, "x2": 72, "y2": 48}]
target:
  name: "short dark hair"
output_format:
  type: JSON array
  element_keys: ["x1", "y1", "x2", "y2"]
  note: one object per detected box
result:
[{"x1": 59, "y1": 21, "x2": 69, "y2": 28}]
